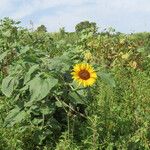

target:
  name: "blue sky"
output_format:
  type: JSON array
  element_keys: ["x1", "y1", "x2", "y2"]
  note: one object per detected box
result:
[{"x1": 0, "y1": 0, "x2": 150, "y2": 33}]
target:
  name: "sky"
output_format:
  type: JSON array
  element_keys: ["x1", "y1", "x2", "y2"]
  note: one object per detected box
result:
[{"x1": 0, "y1": 0, "x2": 150, "y2": 33}]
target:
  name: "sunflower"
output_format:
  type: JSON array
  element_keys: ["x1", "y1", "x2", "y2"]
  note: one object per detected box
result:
[{"x1": 71, "y1": 63, "x2": 97, "y2": 87}]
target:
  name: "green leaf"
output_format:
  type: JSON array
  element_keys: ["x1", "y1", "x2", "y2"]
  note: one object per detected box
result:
[
  {"x1": 1, "y1": 76, "x2": 17, "y2": 97},
  {"x1": 4, "y1": 107, "x2": 20, "y2": 126},
  {"x1": 98, "y1": 72, "x2": 116, "y2": 88},
  {"x1": 32, "y1": 118, "x2": 43, "y2": 125},
  {"x1": 29, "y1": 76, "x2": 42, "y2": 101},
  {"x1": 24, "y1": 64, "x2": 39, "y2": 84},
  {"x1": 69, "y1": 90, "x2": 85, "y2": 104},
  {"x1": 0, "y1": 51, "x2": 9, "y2": 62},
  {"x1": 4, "y1": 107, "x2": 27, "y2": 126},
  {"x1": 19, "y1": 46, "x2": 30, "y2": 54},
  {"x1": 25, "y1": 76, "x2": 58, "y2": 106},
  {"x1": 37, "y1": 78, "x2": 57, "y2": 100},
  {"x1": 137, "y1": 47, "x2": 145, "y2": 53},
  {"x1": 48, "y1": 53, "x2": 71, "y2": 72},
  {"x1": 55, "y1": 101, "x2": 63, "y2": 107},
  {"x1": 40, "y1": 106, "x2": 54, "y2": 115},
  {"x1": 3, "y1": 30, "x2": 11, "y2": 37},
  {"x1": 11, "y1": 110, "x2": 27, "y2": 126}
]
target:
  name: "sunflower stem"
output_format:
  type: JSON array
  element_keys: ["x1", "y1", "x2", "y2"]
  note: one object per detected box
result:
[{"x1": 87, "y1": 87, "x2": 93, "y2": 101}]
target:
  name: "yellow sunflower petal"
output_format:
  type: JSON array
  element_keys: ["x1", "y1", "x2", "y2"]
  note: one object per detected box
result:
[
  {"x1": 90, "y1": 72, "x2": 97, "y2": 78},
  {"x1": 73, "y1": 65, "x2": 80, "y2": 72}
]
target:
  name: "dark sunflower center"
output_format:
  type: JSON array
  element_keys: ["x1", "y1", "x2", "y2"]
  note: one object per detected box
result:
[{"x1": 78, "y1": 70, "x2": 90, "y2": 80}]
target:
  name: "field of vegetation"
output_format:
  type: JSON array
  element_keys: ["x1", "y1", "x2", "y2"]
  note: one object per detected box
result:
[{"x1": 0, "y1": 18, "x2": 150, "y2": 150}]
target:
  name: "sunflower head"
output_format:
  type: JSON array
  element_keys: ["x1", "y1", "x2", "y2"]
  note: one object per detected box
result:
[{"x1": 71, "y1": 63, "x2": 97, "y2": 87}]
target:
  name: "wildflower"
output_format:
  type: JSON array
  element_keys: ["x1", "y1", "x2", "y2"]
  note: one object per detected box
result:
[
  {"x1": 129, "y1": 61, "x2": 137, "y2": 69},
  {"x1": 84, "y1": 51, "x2": 92, "y2": 61},
  {"x1": 121, "y1": 53, "x2": 130, "y2": 60},
  {"x1": 120, "y1": 39, "x2": 125, "y2": 44},
  {"x1": 71, "y1": 63, "x2": 97, "y2": 87}
]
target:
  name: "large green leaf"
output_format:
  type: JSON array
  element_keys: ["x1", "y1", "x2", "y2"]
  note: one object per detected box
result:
[
  {"x1": 48, "y1": 53, "x2": 71, "y2": 72},
  {"x1": 4, "y1": 107, "x2": 27, "y2": 126},
  {"x1": 29, "y1": 77, "x2": 42, "y2": 101},
  {"x1": 37, "y1": 77, "x2": 58, "y2": 101},
  {"x1": 26, "y1": 76, "x2": 58, "y2": 106},
  {"x1": 4, "y1": 107, "x2": 20, "y2": 126},
  {"x1": 1, "y1": 76, "x2": 17, "y2": 97}
]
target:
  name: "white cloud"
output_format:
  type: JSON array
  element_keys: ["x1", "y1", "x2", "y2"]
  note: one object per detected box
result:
[
  {"x1": 95, "y1": 0, "x2": 150, "y2": 13},
  {"x1": 1, "y1": 0, "x2": 150, "y2": 19},
  {"x1": 10, "y1": 0, "x2": 90, "y2": 19}
]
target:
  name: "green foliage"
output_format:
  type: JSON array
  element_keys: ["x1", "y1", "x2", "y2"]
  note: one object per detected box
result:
[
  {"x1": 75, "y1": 20, "x2": 98, "y2": 33},
  {"x1": 36, "y1": 25, "x2": 47, "y2": 32},
  {"x1": 0, "y1": 18, "x2": 150, "y2": 150}
]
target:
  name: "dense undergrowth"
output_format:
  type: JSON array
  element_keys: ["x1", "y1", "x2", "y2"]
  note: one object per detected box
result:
[{"x1": 0, "y1": 18, "x2": 150, "y2": 150}]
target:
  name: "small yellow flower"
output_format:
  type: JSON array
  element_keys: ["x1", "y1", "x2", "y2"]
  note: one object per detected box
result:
[
  {"x1": 129, "y1": 61, "x2": 137, "y2": 69},
  {"x1": 71, "y1": 63, "x2": 97, "y2": 87},
  {"x1": 119, "y1": 52, "x2": 123, "y2": 56},
  {"x1": 120, "y1": 39, "x2": 125, "y2": 44},
  {"x1": 84, "y1": 51, "x2": 92, "y2": 61},
  {"x1": 121, "y1": 53, "x2": 130, "y2": 60}
]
